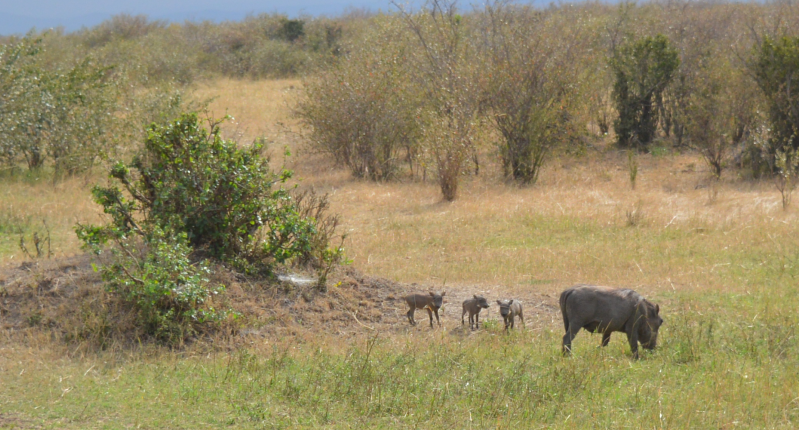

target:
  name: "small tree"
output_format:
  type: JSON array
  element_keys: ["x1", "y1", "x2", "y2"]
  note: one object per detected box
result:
[
  {"x1": 610, "y1": 34, "x2": 679, "y2": 150},
  {"x1": 0, "y1": 35, "x2": 46, "y2": 169},
  {"x1": 754, "y1": 36, "x2": 799, "y2": 156},
  {"x1": 395, "y1": 0, "x2": 482, "y2": 201},
  {"x1": 296, "y1": 17, "x2": 422, "y2": 181},
  {"x1": 45, "y1": 59, "x2": 120, "y2": 177},
  {"x1": 481, "y1": 2, "x2": 581, "y2": 185},
  {"x1": 0, "y1": 34, "x2": 121, "y2": 176},
  {"x1": 685, "y1": 58, "x2": 758, "y2": 179}
]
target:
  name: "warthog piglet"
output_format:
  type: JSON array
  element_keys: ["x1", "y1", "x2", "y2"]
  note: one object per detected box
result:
[
  {"x1": 462, "y1": 295, "x2": 490, "y2": 330},
  {"x1": 403, "y1": 291, "x2": 446, "y2": 328},
  {"x1": 496, "y1": 299, "x2": 524, "y2": 330}
]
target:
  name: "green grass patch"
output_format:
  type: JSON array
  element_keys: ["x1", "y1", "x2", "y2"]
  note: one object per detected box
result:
[{"x1": 3, "y1": 289, "x2": 799, "y2": 429}]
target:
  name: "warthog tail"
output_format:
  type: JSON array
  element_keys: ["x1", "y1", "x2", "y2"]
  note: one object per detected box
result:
[{"x1": 559, "y1": 288, "x2": 574, "y2": 332}]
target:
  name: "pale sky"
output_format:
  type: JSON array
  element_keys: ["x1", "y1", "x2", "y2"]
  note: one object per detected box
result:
[{"x1": 0, "y1": 0, "x2": 401, "y2": 35}]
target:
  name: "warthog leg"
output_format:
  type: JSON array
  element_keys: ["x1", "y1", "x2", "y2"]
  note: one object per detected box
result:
[
  {"x1": 601, "y1": 332, "x2": 611, "y2": 347},
  {"x1": 426, "y1": 307, "x2": 434, "y2": 327},
  {"x1": 562, "y1": 321, "x2": 582, "y2": 354},
  {"x1": 406, "y1": 308, "x2": 416, "y2": 326},
  {"x1": 428, "y1": 307, "x2": 441, "y2": 327},
  {"x1": 627, "y1": 330, "x2": 640, "y2": 359}
]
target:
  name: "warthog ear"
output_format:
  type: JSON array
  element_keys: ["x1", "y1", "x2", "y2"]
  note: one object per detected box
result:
[
  {"x1": 509, "y1": 300, "x2": 514, "y2": 305},
  {"x1": 441, "y1": 291, "x2": 446, "y2": 296},
  {"x1": 496, "y1": 300, "x2": 502, "y2": 305},
  {"x1": 655, "y1": 304, "x2": 660, "y2": 314},
  {"x1": 473, "y1": 294, "x2": 478, "y2": 299},
  {"x1": 429, "y1": 292, "x2": 435, "y2": 297}
]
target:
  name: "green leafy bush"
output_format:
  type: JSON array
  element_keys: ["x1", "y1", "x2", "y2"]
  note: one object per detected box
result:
[
  {"x1": 77, "y1": 112, "x2": 345, "y2": 341},
  {"x1": 100, "y1": 227, "x2": 227, "y2": 343},
  {"x1": 82, "y1": 113, "x2": 329, "y2": 269},
  {"x1": 610, "y1": 34, "x2": 679, "y2": 150},
  {"x1": 280, "y1": 19, "x2": 306, "y2": 42}
]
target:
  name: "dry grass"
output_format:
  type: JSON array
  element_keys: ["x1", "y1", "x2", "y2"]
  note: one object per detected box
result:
[
  {"x1": 193, "y1": 78, "x2": 303, "y2": 145},
  {"x1": 0, "y1": 176, "x2": 105, "y2": 266},
  {"x1": 179, "y1": 80, "x2": 799, "y2": 325},
  {"x1": 305, "y1": 151, "x2": 793, "y2": 298},
  {"x1": 4, "y1": 78, "x2": 799, "y2": 429},
  {"x1": 3, "y1": 78, "x2": 795, "y2": 296}
]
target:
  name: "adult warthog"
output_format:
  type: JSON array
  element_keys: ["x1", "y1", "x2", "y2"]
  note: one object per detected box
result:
[
  {"x1": 560, "y1": 285, "x2": 663, "y2": 359},
  {"x1": 403, "y1": 291, "x2": 446, "y2": 327}
]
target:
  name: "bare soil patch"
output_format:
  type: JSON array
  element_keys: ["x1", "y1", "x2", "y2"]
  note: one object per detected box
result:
[
  {"x1": 0, "y1": 413, "x2": 38, "y2": 429},
  {"x1": 0, "y1": 255, "x2": 560, "y2": 348}
]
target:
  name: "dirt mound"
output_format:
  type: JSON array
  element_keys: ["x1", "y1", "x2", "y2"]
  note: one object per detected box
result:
[{"x1": 0, "y1": 256, "x2": 561, "y2": 348}]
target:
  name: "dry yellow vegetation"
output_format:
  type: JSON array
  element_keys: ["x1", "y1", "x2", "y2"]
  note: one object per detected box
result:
[
  {"x1": 4, "y1": 77, "x2": 799, "y2": 430},
  {"x1": 195, "y1": 79, "x2": 797, "y2": 297},
  {"x1": 3, "y1": 78, "x2": 796, "y2": 296}
]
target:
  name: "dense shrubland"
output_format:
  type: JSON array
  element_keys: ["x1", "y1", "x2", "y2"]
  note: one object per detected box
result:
[
  {"x1": 1, "y1": 12, "x2": 347, "y2": 83},
  {"x1": 0, "y1": 12, "x2": 355, "y2": 178},
  {"x1": 4, "y1": 2, "x2": 799, "y2": 196},
  {"x1": 296, "y1": 0, "x2": 799, "y2": 200}
]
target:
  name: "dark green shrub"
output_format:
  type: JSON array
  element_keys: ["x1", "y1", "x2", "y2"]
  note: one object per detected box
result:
[
  {"x1": 77, "y1": 112, "x2": 345, "y2": 341},
  {"x1": 610, "y1": 34, "x2": 679, "y2": 149},
  {"x1": 280, "y1": 19, "x2": 305, "y2": 42},
  {"x1": 99, "y1": 227, "x2": 227, "y2": 343},
  {"x1": 82, "y1": 113, "x2": 325, "y2": 269},
  {"x1": 754, "y1": 36, "x2": 799, "y2": 155}
]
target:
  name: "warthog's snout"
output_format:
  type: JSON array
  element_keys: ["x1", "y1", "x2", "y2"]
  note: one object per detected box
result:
[
  {"x1": 496, "y1": 299, "x2": 523, "y2": 330},
  {"x1": 642, "y1": 316, "x2": 663, "y2": 350}
]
